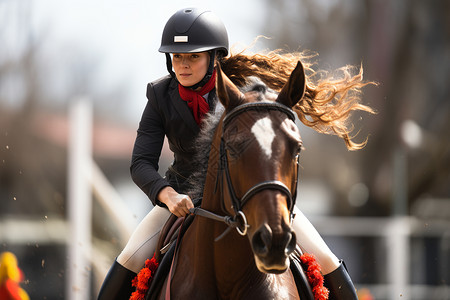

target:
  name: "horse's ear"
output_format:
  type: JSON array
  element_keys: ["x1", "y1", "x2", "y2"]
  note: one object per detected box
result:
[
  {"x1": 276, "y1": 61, "x2": 306, "y2": 108},
  {"x1": 216, "y1": 63, "x2": 244, "y2": 109}
]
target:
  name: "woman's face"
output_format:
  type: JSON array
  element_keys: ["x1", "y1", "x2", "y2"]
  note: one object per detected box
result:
[{"x1": 172, "y1": 52, "x2": 209, "y2": 87}]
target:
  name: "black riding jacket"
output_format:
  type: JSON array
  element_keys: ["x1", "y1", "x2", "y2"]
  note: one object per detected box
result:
[{"x1": 130, "y1": 75, "x2": 217, "y2": 206}]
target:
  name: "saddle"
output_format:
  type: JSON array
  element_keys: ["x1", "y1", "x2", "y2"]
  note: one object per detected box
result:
[
  {"x1": 154, "y1": 214, "x2": 185, "y2": 262},
  {"x1": 145, "y1": 214, "x2": 194, "y2": 300}
]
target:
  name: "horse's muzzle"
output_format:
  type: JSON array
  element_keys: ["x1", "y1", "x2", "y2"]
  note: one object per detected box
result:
[{"x1": 251, "y1": 223, "x2": 297, "y2": 273}]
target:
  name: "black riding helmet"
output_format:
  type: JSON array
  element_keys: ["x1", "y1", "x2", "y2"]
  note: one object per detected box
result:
[{"x1": 159, "y1": 8, "x2": 229, "y2": 89}]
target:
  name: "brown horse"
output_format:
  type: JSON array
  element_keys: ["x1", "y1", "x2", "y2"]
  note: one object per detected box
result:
[{"x1": 157, "y1": 62, "x2": 308, "y2": 300}]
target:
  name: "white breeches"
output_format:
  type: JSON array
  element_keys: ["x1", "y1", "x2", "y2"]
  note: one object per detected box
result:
[
  {"x1": 117, "y1": 205, "x2": 339, "y2": 275},
  {"x1": 291, "y1": 206, "x2": 340, "y2": 274},
  {"x1": 117, "y1": 206, "x2": 171, "y2": 273}
]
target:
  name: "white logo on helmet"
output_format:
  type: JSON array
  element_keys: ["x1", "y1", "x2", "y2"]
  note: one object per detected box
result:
[{"x1": 174, "y1": 36, "x2": 188, "y2": 43}]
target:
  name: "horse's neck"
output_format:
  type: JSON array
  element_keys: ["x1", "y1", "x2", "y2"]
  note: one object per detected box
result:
[
  {"x1": 184, "y1": 212, "x2": 265, "y2": 297},
  {"x1": 171, "y1": 214, "x2": 264, "y2": 299},
  {"x1": 205, "y1": 228, "x2": 292, "y2": 299}
]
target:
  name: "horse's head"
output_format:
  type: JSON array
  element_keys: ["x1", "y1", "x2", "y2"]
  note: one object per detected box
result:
[{"x1": 216, "y1": 62, "x2": 305, "y2": 274}]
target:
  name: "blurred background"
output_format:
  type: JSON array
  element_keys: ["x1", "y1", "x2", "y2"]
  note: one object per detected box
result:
[{"x1": 1, "y1": 0, "x2": 449, "y2": 299}]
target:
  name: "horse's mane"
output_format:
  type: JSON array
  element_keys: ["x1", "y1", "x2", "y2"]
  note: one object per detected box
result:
[
  {"x1": 186, "y1": 106, "x2": 223, "y2": 203},
  {"x1": 220, "y1": 47, "x2": 377, "y2": 151}
]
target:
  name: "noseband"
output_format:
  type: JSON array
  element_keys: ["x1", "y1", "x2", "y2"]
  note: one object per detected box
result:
[{"x1": 190, "y1": 102, "x2": 300, "y2": 239}]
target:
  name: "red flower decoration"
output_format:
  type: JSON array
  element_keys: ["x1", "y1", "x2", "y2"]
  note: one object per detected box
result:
[
  {"x1": 130, "y1": 253, "x2": 159, "y2": 300},
  {"x1": 300, "y1": 253, "x2": 329, "y2": 300},
  {"x1": 128, "y1": 251, "x2": 327, "y2": 300}
]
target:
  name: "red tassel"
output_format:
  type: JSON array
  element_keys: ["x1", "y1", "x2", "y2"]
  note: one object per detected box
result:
[
  {"x1": 300, "y1": 253, "x2": 329, "y2": 300},
  {"x1": 146, "y1": 256, "x2": 159, "y2": 274},
  {"x1": 130, "y1": 253, "x2": 160, "y2": 300}
]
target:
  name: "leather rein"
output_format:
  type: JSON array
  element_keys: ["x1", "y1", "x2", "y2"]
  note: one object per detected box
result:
[{"x1": 189, "y1": 102, "x2": 300, "y2": 240}]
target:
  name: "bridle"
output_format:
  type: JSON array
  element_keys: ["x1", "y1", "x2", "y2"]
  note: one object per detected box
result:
[{"x1": 190, "y1": 102, "x2": 300, "y2": 239}]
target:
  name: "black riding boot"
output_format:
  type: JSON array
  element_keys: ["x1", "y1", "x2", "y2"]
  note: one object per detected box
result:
[
  {"x1": 97, "y1": 260, "x2": 137, "y2": 300},
  {"x1": 323, "y1": 260, "x2": 358, "y2": 300}
]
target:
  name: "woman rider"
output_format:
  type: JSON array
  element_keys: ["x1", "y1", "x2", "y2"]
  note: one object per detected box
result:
[{"x1": 98, "y1": 7, "x2": 372, "y2": 299}]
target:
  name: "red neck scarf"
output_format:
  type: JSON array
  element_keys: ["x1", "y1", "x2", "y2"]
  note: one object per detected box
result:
[{"x1": 178, "y1": 69, "x2": 216, "y2": 125}]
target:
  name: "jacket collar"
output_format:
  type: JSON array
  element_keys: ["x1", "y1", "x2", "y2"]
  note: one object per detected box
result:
[{"x1": 168, "y1": 78, "x2": 200, "y2": 134}]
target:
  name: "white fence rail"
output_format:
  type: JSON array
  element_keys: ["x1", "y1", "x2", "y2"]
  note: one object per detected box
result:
[
  {"x1": 66, "y1": 98, "x2": 92, "y2": 300},
  {"x1": 312, "y1": 215, "x2": 450, "y2": 299}
]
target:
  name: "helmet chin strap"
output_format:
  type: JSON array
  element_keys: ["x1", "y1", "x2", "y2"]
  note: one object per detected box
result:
[
  {"x1": 165, "y1": 53, "x2": 176, "y2": 79},
  {"x1": 165, "y1": 50, "x2": 217, "y2": 90}
]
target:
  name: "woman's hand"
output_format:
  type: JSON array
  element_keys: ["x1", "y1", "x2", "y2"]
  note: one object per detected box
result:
[{"x1": 157, "y1": 186, "x2": 194, "y2": 217}]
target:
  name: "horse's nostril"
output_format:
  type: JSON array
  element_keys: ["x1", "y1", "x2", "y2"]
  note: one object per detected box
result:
[
  {"x1": 285, "y1": 231, "x2": 296, "y2": 255},
  {"x1": 252, "y1": 225, "x2": 272, "y2": 256}
]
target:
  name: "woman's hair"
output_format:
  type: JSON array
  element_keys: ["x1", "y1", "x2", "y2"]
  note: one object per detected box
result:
[{"x1": 219, "y1": 47, "x2": 376, "y2": 151}]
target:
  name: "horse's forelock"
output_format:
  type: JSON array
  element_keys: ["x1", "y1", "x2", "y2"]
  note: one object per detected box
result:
[
  {"x1": 240, "y1": 77, "x2": 265, "y2": 92},
  {"x1": 241, "y1": 77, "x2": 278, "y2": 102}
]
